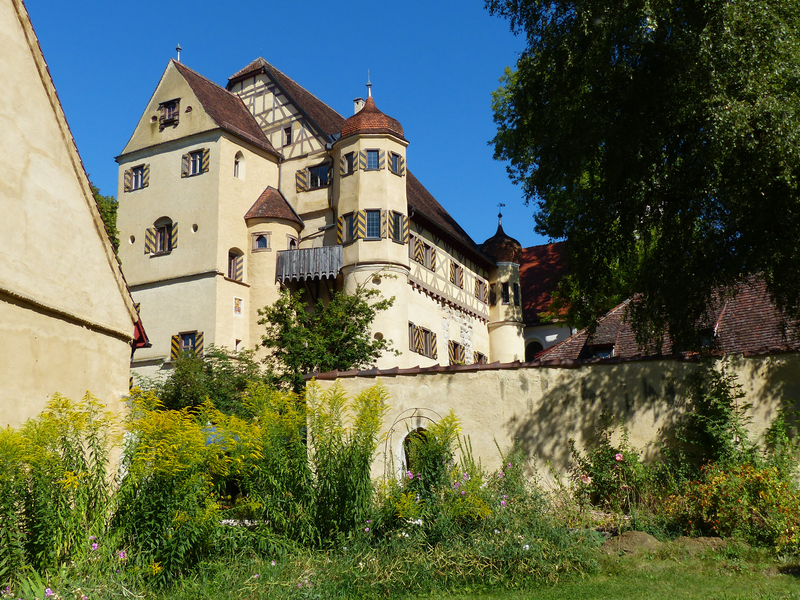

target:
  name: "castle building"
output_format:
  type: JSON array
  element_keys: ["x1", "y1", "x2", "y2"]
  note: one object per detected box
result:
[{"x1": 117, "y1": 58, "x2": 526, "y2": 378}]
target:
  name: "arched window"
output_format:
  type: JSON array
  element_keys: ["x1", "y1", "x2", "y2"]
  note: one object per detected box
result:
[
  {"x1": 153, "y1": 216, "x2": 173, "y2": 253},
  {"x1": 525, "y1": 341, "x2": 544, "y2": 362},
  {"x1": 288, "y1": 236, "x2": 298, "y2": 250},
  {"x1": 233, "y1": 151, "x2": 245, "y2": 179},
  {"x1": 227, "y1": 248, "x2": 244, "y2": 281},
  {"x1": 256, "y1": 235, "x2": 268, "y2": 249}
]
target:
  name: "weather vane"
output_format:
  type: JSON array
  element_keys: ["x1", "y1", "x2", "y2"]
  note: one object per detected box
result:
[{"x1": 497, "y1": 202, "x2": 506, "y2": 224}]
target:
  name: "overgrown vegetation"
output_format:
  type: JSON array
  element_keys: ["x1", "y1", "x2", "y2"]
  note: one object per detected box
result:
[{"x1": 1, "y1": 364, "x2": 798, "y2": 599}]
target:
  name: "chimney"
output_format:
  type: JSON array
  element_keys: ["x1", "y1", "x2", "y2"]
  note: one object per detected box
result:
[{"x1": 353, "y1": 97, "x2": 365, "y2": 114}]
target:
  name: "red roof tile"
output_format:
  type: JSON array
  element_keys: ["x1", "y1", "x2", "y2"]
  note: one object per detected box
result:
[
  {"x1": 245, "y1": 186, "x2": 303, "y2": 227},
  {"x1": 539, "y1": 279, "x2": 800, "y2": 360},
  {"x1": 173, "y1": 61, "x2": 279, "y2": 157},
  {"x1": 340, "y1": 97, "x2": 404, "y2": 140},
  {"x1": 519, "y1": 242, "x2": 569, "y2": 324}
]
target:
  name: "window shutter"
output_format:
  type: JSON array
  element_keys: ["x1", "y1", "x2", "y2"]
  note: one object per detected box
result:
[
  {"x1": 474, "y1": 278, "x2": 480, "y2": 298},
  {"x1": 483, "y1": 281, "x2": 489, "y2": 304},
  {"x1": 388, "y1": 212, "x2": 396, "y2": 241},
  {"x1": 181, "y1": 153, "x2": 190, "y2": 178},
  {"x1": 235, "y1": 255, "x2": 243, "y2": 281},
  {"x1": 380, "y1": 210, "x2": 388, "y2": 239},
  {"x1": 358, "y1": 150, "x2": 367, "y2": 171},
  {"x1": 450, "y1": 261, "x2": 456, "y2": 284},
  {"x1": 378, "y1": 150, "x2": 386, "y2": 170},
  {"x1": 458, "y1": 266, "x2": 464, "y2": 288},
  {"x1": 200, "y1": 148, "x2": 210, "y2": 173},
  {"x1": 355, "y1": 210, "x2": 367, "y2": 240},
  {"x1": 402, "y1": 216, "x2": 409, "y2": 243},
  {"x1": 414, "y1": 238, "x2": 425, "y2": 264},
  {"x1": 430, "y1": 332, "x2": 438, "y2": 359},
  {"x1": 142, "y1": 164, "x2": 150, "y2": 188},
  {"x1": 414, "y1": 325, "x2": 424, "y2": 354},
  {"x1": 340, "y1": 155, "x2": 347, "y2": 176},
  {"x1": 195, "y1": 331, "x2": 204, "y2": 355},
  {"x1": 399, "y1": 156, "x2": 405, "y2": 175},
  {"x1": 144, "y1": 228, "x2": 155, "y2": 254},
  {"x1": 458, "y1": 345, "x2": 465, "y2": 363},
  {"x1": 123, "y1": 169, "x2": 132, "y2": 192},
  {"x1": 295, "y1": 169, "x2": 307, "y2": 193},
  {"x1": 336, "y1": 216, "x2": 344, "y2": 244},
  {"x1": 448, "y1": 340, "x2": 456, "y2": 364},
  {"x1": 170, "y1": 334, "x2": 180, "y2": 360},
  {"x1": 429, "y1": 247, "x2": 436, "y2": 271},
  {"x1": 170, "y1": 222, "x2": 178, "y2": 250}
]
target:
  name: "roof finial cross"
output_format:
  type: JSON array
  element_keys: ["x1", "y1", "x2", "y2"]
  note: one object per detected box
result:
[
  {"x1": 366, "y1": 70, "x2": 372, "y2": 98},
  {"x1": 176, "y1": 44, "x2": 182, "y2": 63},
  {"x1": 497, "y1": 203, "x2": 505, "y2": 225}
]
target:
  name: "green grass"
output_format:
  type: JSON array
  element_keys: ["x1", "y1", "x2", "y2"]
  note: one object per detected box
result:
[{"x1": 440, "y1": 548, "x2": 800, "y2": 600}]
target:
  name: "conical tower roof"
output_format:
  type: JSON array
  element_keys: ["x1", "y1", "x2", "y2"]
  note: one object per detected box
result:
[
  {"x1": 480, "y1": 221, "x2": 522, "y2": 263},
  {"x1": 340, "y1": 96, "x2": 404, "y2": 140}
]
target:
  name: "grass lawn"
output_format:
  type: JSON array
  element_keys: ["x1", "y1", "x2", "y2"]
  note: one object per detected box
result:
[{"x1": 439, "y1": 547, "x2": 800, "y2": 600}]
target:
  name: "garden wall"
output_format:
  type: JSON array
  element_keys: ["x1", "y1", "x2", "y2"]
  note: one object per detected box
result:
[{"x1": 313, "y1": 352, "x2": 800, "y2": 482}]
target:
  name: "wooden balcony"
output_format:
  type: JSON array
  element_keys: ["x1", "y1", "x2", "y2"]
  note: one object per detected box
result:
[{"x1": 276, "y1": 245, "x2": 343, "y2": 283}]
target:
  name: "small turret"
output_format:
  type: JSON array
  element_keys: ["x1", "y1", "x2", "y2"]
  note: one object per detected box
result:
[{"x1": 481, "y1": 212, "x2": 525, "y2": 363}]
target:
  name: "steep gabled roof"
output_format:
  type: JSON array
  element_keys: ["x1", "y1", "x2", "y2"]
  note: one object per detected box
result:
[
  {"x1": 520, "y1": 242, "x2": 568, "y2": 325},
  {"x1": 539, "y1": 279, "x2": 800, "y2": 360},
  {"x1": 173, "y1": 61, "x2": 279, "y2": 157},
  {"x1": 228, "y1": 58, "x2": 345, "y2": 139},
  {"x1": 245, "y1": 186, "x2": 303, "y2": 227},
  {"x1": 407, "y1": 172, "x2": 494, "y2": 268}
]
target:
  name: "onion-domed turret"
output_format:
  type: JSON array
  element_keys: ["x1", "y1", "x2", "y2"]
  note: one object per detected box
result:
[
  {"x1": 481, "y1": 221, "x2": 522, "y2": 264},
  {"x1": 340, "y1": 96, "x2": 404, "y2": 141}
]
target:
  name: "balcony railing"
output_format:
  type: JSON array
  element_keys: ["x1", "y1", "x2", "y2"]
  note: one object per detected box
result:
[{"x1": 276, "y1": 245, "x2": 343, "y2": 282}]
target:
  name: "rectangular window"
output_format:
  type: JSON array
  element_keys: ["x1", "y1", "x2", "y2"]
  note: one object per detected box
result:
[
  {"x1": 308, "y1": 164, "x2": 329, "y2": 189},
  {"x1": 180, "y1": 332, "x2": 196, "y2": 352},
  {"x1": 345, "y1": 213, "x2": 355, "y2": 243},
  {"x1": 154, "y1": 225, "x2": 170, "y2": 253},
  {"x1": 389, "y1": 153, "x2": 400, "y2": 174},
  {"x1": 366, "y1": 149, "x2": 379, "y2": 170},
  {"x1": 283, "y1": 126, "x2": 292, "y2": 146},
  {"x1": 391, "y1": 212, "x2": 403, "y2": 243},
  {"x1": 449, "y1": 261, "x2": 463, "y2": 288},
  {"x1": 513, "y1": 282, "x2": 521, "y2": 306},
  {"x1": 489, "y1": 283, "x2": 497, "y2": 305},
  {"x1": 159, "y1": 98, "x2": 180, "y2": 130},
  {"x1": 409, "y1": 322, "x2": 437, "y2": 359},
  {"x1": 345, "y1": 152, "x2": 356, "y2": 174},
  {"x1": 365, "y1": 210, "x2": 381, "y2": 239},
  {"x1": 132, "y1": 166, "x2": 145, "y2": 190},
  {"x1": 474, "y1": 351, "x2": 488, "y2": 365},
  {"x1": 502, "y1": 282, "x2": 510, "y2": 304},
  {"x1": 475, "y1": 279, "x2": 486, "y2": 302},
  {"x1": 448, "y1": 340, "x2": 466, "y2": 365},
  {"x1": 189, "y1": 150, "x2": 203, "y2": 175}
]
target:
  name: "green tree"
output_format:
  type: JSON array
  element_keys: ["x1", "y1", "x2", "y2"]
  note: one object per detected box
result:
[
  {"x1": 258, "y1": 283, "x2": 396, "y2": 392},
  {"x1": 488, "y1": 0, "x2": 800, "y2": 349},
  {"x1": 90, "y1": 181, "x2": 119, "y2": 255}
]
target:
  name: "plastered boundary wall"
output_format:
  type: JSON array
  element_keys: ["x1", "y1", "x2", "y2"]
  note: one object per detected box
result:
[{"x1": 313, "y1": 352, "x2": 800, "y2": 482}]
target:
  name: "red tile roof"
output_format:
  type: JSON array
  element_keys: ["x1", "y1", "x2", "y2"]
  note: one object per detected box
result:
[
  {"x1": 340, "y1": 97, "x2": 404, "y2": 140},
  {"x1": 519, "y1": 242, "x2": 569, "y2": 325},
  {"x1": 227, "y1": 58, "x2": 345, "y2": 139},
  {"x1": 173, "y1": 61, "x2": 279, "y2": 157},
  {"x1": 539, "y1": 279, "x2": 800, "y2": 360},
  {"x1": 245, "y1": 186, "x2": 303, "y2": 227},
  {"x1": 480, "y1": 222, "x2": 522, "y2": 263}
]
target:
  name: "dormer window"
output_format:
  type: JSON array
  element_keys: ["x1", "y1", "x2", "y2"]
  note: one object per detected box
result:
[{"x1": 159, "y1": 99, "x2": 180, "y2": 130}]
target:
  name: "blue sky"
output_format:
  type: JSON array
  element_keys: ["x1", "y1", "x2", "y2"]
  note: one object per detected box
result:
[{"x1": 26, "y1": 0, "x2": 551, "y2": 248}]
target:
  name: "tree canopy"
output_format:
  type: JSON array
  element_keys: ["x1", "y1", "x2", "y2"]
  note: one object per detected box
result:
[
  {"x1": 258, "y1": 284, "x2": 395, "y2": 391},
  {"x1": 488, "y1": 0, "x2": 800, "y2": 349},
  {"x1": 90, "y1": 181, "x2": 119, "y2": 255}
]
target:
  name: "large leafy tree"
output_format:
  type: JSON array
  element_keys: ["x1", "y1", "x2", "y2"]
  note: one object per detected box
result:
[
  {"x1": 488, "y1": 0, "x2": 800, "y2": 349},
  {"x1": 90, "y1": 181, "x2": 119, "y2": 255},
  {"x1": 259, "y1": 284, "x2": 396, "y2": 392}
]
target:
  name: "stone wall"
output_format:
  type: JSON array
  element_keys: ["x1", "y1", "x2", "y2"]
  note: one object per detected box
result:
[{"x1": 313, "y1": 352, "x2": 800, "y2": 482}]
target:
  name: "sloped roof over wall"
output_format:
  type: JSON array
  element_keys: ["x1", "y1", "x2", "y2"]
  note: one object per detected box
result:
[
  {"x1": 520, "y1": 242, "x2": 568, "y2": 325},
  {"x1": 174, "y1": 61, "x2": 279, "y2": 157},
  {"x1": 539, "y1": 279, "x2": 800, "y2": 360},
  {"x1": 245, "y1": 186, "x2": 303, "y2": 227}
]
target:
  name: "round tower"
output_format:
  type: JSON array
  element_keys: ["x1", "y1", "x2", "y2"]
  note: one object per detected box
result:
[
  {"x1": 481, "y1": 215, "x2": 525, "y2": 362},
  {"x1": 332, "y1": 86, "x2": 410, "y2": 368}
]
